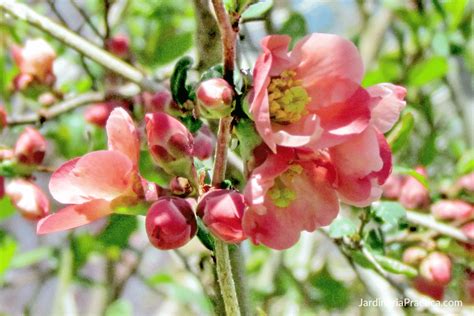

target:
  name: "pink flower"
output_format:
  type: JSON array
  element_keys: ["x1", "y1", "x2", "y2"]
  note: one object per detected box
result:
[
  {"x1": 457, "y1": 173, "x2": 474, "y2": 192},
  {"x1": 14, "y1": 127, "x2": 47, "y2": 165},
  {"x1": 419, "y1": 252, "x2": 452, "y2": 285},
  {"x1": 145, "y1": 197, "x2": 197, "y2": 250},
  {"x1": 85, "y1": 100, "x2": 129, "y2": 127},
  {"x1": 37, "y1": 108, "x2": 144, "y2": 234},
  {"x1": 431, "y1": 200, "x2": 473, "y2": 221},
  {"x1": 382, "y1": 174, "x2": 404, "y2": 199},
  {"x1": 6, "y1": 179, "x2": 49, "y2": 220},
  {"x1": 192, "y1": 125, "x2": 214, "y2": 160},
  {"x1": 250, "y1": 34, "x2": 373, "y2": 152},
  {"x1": 402, "y1": 247, "x2": 428, "y2": 266},
  {"x1": 196, "y1": 78, "x2": 234, "y2": 118},
  {"x1": 197, "y1": 189, "x2": 246, "y2": 243},
  {"x1": 12, "y1": 39, "x2": 56, "y2": 84},
  {"x1": 106, "y1": 35, "x2": 130, "y2": 59},
  {"x1": 399, "y1": 167, "x2": 430, "y2": 209},
  {"x1": 243, "y1": 147, "x2": 339, "y2": 249},
  {"x1": 145, "y1": 112, "x2": 195, "y2": 178}
]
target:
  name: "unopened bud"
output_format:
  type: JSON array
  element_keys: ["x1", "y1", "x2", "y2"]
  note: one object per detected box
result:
[
  {"x1": 14, "y1": 127, "x2": 47, "y2": 165},
  {"x1": 431, "y1": 200, "x2": 473, "y2": 221},
  {"x1": 196, "y1": 189, "x2": 246, "y2": 243},
  {"x1": 402, "y1": 247, "x2": 428, "y2": 266},
  {"x1": 106, "y1": 35, "x2": 130, "y2": 59},
  {"x1": 145, "y1": 197, "x2": 197, "y2": 250},
  {"x1": 419, "y1": 252, "x2": 451, "y2": 285},
  {"x1": 196, "y1": 78, "x2": 234, "y2": 118},
  {"x1": 6, "y1": 179, "x2": 49, "y2": 220},
  {"x1": 399, "y1": 166, "x2": 430, "y2": 209}
]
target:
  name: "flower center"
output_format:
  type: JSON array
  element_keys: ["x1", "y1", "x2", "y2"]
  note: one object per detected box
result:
[
  {"x1": 268, "y1": 70, "x2": 310, "y2": 124},
  {"x1": 268, "y1": 164, "x2": 303, "y2": 208}
]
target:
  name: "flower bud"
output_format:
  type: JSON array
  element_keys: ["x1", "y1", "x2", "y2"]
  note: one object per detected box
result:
[
  {"x1": 14, "y1": 127, "x2": 47, "y2": 165},
  {"x1": 0, "y1": 106, "x2": 7, "y2": 130},
  {"x1": 413, "y1": 277, "x2": 445, "y2": 300},
  {"x1": 85, "y1": 102, "x2": 116, "y2": 127},
  {"x1": 402, "y1": 247, "x2": 428, "y2": 266},
  {"x1": 38, "y1": 92, "x2": 57, "y2": 107},
  {"x1": 145, "y1": 112, "x2": 194, "y2": 177},
  {"x1": 196, "y1": 189, "x2": 246, "y2": 243},
  {"x1": 6, "y1": 179, "x2": 49, "y2": 220},
  {"x1": 106, "y1": 35, "x2": 130, "y2": 59},
  {"x1": 419, "y1": 252, "x2": 451, "y2": 285},
  {"x1": 145, "y1": 197, "x2": 197, "y2": 250},
  {"x1": 457, "y1": 173, "x2": 474, "y2": 192},
  {"x1": 431, "y1": 200, "x2": 473, "y2": 221},
  {"x1": 13, "y1": 39, "x2": 56, "y2": 83},
  {"x1": 382, "y1": 174, "x2": 403, "y2": 199},
  {"x1": 196, "y1": 78, "x2": 234, "y2": 118},
  {"x1": 399, "y1": 166, "x2": 430, "y2": 209},
  {"x1": 192, "y1": 125, "x2": 214, "y2": 160}
]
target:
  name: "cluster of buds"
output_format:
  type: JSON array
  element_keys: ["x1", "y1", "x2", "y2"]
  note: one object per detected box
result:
[{"x1": 382, "y1": 166, "x2": 430, "y2": 209}]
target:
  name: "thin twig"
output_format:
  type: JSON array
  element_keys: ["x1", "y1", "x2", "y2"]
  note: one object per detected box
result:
[
  {"x1": 70, "y1": 0, "x2": 103, "y2": 40},
  {"x1": 0, "y1": 0, "x2": 159, "y2": 91},
  {"x1": 103, "y1": 0, "x2": 112, "y2": 41}
]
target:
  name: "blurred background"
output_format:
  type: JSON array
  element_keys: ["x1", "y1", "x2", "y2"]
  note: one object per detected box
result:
[{"x1": 0, "y1": 0, "x2": 473, "y2": 315}]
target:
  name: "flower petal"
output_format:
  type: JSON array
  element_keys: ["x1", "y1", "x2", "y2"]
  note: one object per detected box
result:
[
  {"x1": 37, "y1": 199, "x2": 111, "y2": 234},
  {"x1": 106, "y1": 107, "x2": 140, "y2": 165},
  {"x1": 367, "y1": 83, "x2": 407, "y2": 133},
  {"x1": 49, "y1": 150, "x2": 135, "y2": 204}
]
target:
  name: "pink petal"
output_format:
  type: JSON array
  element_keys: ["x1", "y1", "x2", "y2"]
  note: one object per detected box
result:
[
  {"x1": 260, "y1": 35, "x2": 293, "y2": 76},
  {"x1": 106, "y1": 107, "x2": 140, "y2": 165},
  {"x1": 37, "y1": 199, "x2": 112, "y2": 234},
  {"x1": 272, "y1": 114, "x2": 322, "y2": 148},
  {"x1": 367, "y1": 83, "x2": 407, "y2": 133},
  {"x1": 49, "y1": 150, "x2": 135, "y2": 204},
  {"x1": 292, "y1": 33, "x2": 364, "y2": 85}
]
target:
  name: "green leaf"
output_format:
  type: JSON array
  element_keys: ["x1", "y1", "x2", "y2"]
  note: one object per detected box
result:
[
  {"x1": 241, "y1": 0, "x2": 273, "y2": 21},
  {"x1": 407, "y1": 56, "x2": 448, "y2": 87},
  {"x1": 171, "y1": 56, "x2": 194, "y2": 105},
  {"x1": 371, "y1": 201, "x2": 406, "y2": 226},
  {"x1": 196, "y1": 217, "x2": 215, "y2": 251},
  {"x1": 444, "y1": 0, "x2": 468, "y2": 30},
  {"x1": 311, "y1": 268, "x2": 350, "y2": 310},
  {"x1": 98, "y1": 215, "x2": 138, "y2": 249},
  {"x1": 71, "y1": 233, "x2": 97, "y2": 273},
  {"x1": 156, "y1": 32, "x2": 193, "y2": 66},
  {"x1": 0, "y1": 197, "x2": 15, "y2": 221},
  {"x1": 235, "y1": 118, "x2": 262, "y2": 163},
  {"x1": 364, "y1": 229, "x2": 384, "y2": 255},
  {"x1": 457, "y1": 149, "x2": 474, "y2": 174},
  {"x1": 432, "y1": 32, "x2": 450, "y2": 56},
  {"x1": 200, "y1": 64, "x2": 224, "y2": 81},
  {"x1": 278, "y1": 12, "x2": 307, "y2": 47},
  {"x1": 139, "y1": 150, "x2": 172, "y2": 187},
  {"x1": 328, "y1": 218, "x2": 357, "y2": 238},
  {"x1": 147, "y1": 273, "x2": 174, "y2": 285},
  {"x1": 393, "y1": 166, "x2": 429, "y2": 189},
  {"x1": 419, "y1": 132, "x2": 437, "y2": 166},
  {"x1": 372, "y1": 254, "x2": 418, "y2": 277},
  {"x1": 105, "y1": 299, "x2": 133, "y2": 316},
  {"x1": 387, "y1": 112, "x2": 415, "y2": 153},
  {"x1": 10, "y1": 247, "x2": 53, "y2": 269},
  {"x1": 180, "y1": 115, "x2": 203, "y2": 134},
  {"x1": 0, "y1": 231, "x2": 17, "y2": 282}
]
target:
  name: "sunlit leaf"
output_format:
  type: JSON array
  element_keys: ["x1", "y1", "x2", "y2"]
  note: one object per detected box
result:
[
  {"x1": 328, "y1": 218, "x2": 357, "y2": 238},
  {"x1": 387, "y1": 112, "x2": 415, "y2": 153},
  {"x1": 407, "y1": 56, "x2": 448, "y2": 87},
  {"x1": 393, "y1": 166, "x2": 429, "y2": 189},
  {"x1": 0, "y1": 231, "x2": 17, "y2": 282},
  {"x1": 371, "y1": 201, "x2": 406, "y2": 226},
  {"x1": 241, "y1": 0, "x2": 273, "y2": 21},
  {"x1": 372, "y1": 254, "x2": 418, "y2": 277},
  {"x1": 105, "y1": 299, "x2": 133, "y2": 316}
]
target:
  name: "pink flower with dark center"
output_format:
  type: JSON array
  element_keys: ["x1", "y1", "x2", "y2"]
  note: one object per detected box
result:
[
  {"x1": 12, "y1": 39, "x2": 56, "y2": 85},
  {"x1": 37, "y1": 108, "x2": 149, "y2": 234},
  {"x1": 14, "y1": 127, "x2": 47, "y2": 165},
  {"x1": 243, "y1": 147, "x2": 339, "y2": 249},
  {"x1": 197, "y1": 189, "x2": 246, "y2": 243},
  {"x1": 399, "y1": 166, "x2": 430, "y2": 210},
  {"x1": 146, "y1": 197, "x2": 197, "y2": 250},
  {"x1": 6, "y1": 179, "x2": 49, "y2": 220},
  {"x1": 431, "y1": 200, "x2": 473, "y2": 221}
]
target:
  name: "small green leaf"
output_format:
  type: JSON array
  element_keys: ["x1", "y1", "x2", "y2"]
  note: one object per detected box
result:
[
  {"x1": 196, "y1": 217, "x2": 215, "y2": 251},
  {"x1": 98, "y1": 215, "x2": 138, "y2": 249},
  {"x1": 139, "y1": 150, "x2": 172, "y2": 187},
  {"x1": 0, "y1": 197, "x2": 15, "y2": 221},
  {"x1": 278, "y1": 12, "x2": 307, "y2": 47},
  {"x1": 235, "y1": 118, "x2": 262, "y2": 163},
  {"x1": 310, "y1": 267, "x2": 350, "y2": 310},
  {"x1": 171, "y1": 56, "x2": 193, "y2": 105},
  {"x1": 105, "y1": 299, "x2": 133, "y2": 316},
  {"x1": 371, "y1": 201, "x2": 406, "y2": 226},
  {"x1": 10, "y1": 247, "x2": 53, "y2": 269},
  {"x1": 200, "y1": 64, "x2": 224, "y2": 81},
  {"x1": 457, "y1": 149, "x2": 474, "y2": 174},
  {"x1": 372, "y1": 254, "x2": 418, "y2": 277},
  {"x1": 241, "y1": 0, "x2": 273, "y2": 21},
  {"x1": 387, "y1": 112, "x2": 415, "y2": 153},
  {"x1": 147, "y1": 273, "x2": 174, "y2": 285},
  {"x1": 0, "y1": 231, "x2": 17, "y2": 282},
  {"x1": 180, "y1": 115, "x2": 203, "y2": 134},
  {"x1": 419, "y1": 133, "x2": 437, "y2": 166},
  {"x1": 393, "y1": 166, "x2": 429, "y2": 189},
  {"x1": 328, "y1": 218, "x2": 357, "y2": 238},
  {"x1": 444, "y1": 0, "x2": 468, "y2": 30},
  {"x1": 407, "y1": 56, "x2": 448, "y2": 87}
]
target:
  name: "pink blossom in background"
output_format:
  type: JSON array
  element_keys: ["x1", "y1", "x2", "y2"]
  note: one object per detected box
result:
[
  {"x1": 37, "y1": 108, "x2": 146, "y2": 234},
  {"x1": 6, "y1": 179, "x2": 49, "y2": 220},
  {"x1": 192, "y1": 125, "x2": 214, "y2": 160},
  {"x1": 419, "y1": 252, "x2": 452, "y2": 285},
  {"x1": 399, "y1": 166, "x2": 430, "y2": 209},
  {"x1": 457, "y1": 172, "x2": 474, "y2": 192},
  {"x1": 382, "y1": 174, "x2": 404, "y2": 199},
  {"x1": 145, "y1": 196, "x2": 197, "y2": 250},
  {"x1": 14, "y1": 127, "x2": 47, "y2": 165},
  {"x1": 106, "y1": 35, "x2": 130, "y2": 59},
  {"x1": 430, "y1": 200, "x2": 473, "y2": 221},
  {"x1": 197, "y1": 189, "x2": 246, "y2": 243},
  {"x1": 402, "y1": 246, "x2": 428, "y2": 266}
]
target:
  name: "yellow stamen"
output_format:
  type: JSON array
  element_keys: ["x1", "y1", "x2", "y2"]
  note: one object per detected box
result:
[{"x1": 267, "y1": 164, "x2": 303, "y2": 208}]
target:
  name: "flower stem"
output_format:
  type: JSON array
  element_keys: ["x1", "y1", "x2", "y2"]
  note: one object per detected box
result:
[{"x1": 214, "y1": 239, "x2": 241, "y2": 316}]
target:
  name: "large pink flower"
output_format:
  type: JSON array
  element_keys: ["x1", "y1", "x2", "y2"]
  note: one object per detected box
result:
[
  {"x1": 250, "y1": 33, "x2": 372, "y2": 152},
  {"x1": 243, "y1": 147, "x2": 339, "y2": 249},
  {"x1": 37, "y1": 108, "x2": 146, "y2": 234}
]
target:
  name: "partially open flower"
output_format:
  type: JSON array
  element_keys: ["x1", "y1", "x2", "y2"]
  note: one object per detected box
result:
[
  {"x1": 196, "y1": 78, "x2": 234, "y2": 118},
  {"x1": 402, "y1": 247, "x2": 428, "y2": 266},
  {"x1": 197, "y1": 189, "x2": 246, "y2": 243},
  {"x1": 37, "y1": 108, "x2": 148, "y2": 234},
  {"x1": 6, "y1": 179, "x2": 49, "y2": 220},
  {"x1": 146, "y1": 197, "x2": 197, "y2": 250},
  {"x1": 12, "y1": 39, "x2": 56, "y2": 85},
  {"x1": 145, "y1": 112, "x2": 194, "y2": 178},
  {"x1": 14, "y1": 127, "x2": 47, "y2": 165},
  {"x1": 399, "y1": 167, "x2": 430, "y2": 209},
  {"x1": 419, "y1": 252, "x2": 452, "y2": 285},
  {"x1": 431, "y1": 200, "x2": 473, "y2": 221}
]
